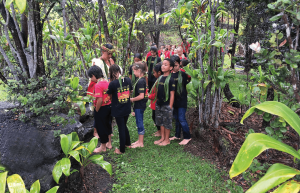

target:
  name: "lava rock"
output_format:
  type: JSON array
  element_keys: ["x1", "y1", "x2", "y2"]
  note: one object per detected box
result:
[{"x1": 0, "y1": 109, "x2": 94, "y2": 192}]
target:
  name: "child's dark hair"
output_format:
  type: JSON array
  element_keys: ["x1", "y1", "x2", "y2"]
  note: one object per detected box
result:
[
  {"x1": 154, "y1": 63, "x2": 162, "y2": 74},
  {"x1": 134, "y1": 53, "x2": 142, "y2": 60},
  {"x1": 150, "y1": 46, "x2": 158, "y2": 54},
  {"x1": 181, "y1": 59, "x2": 189, "y2": 67},
  {"x1": 170, "y1": 55, "x2": 180, "y2": 64},
  {"x1": 164, "y1": 58, "x2": 175, "y2": 68},
  {"x1": 133, "y1": 61, "x2": 146, "y2": 75},
  {"x1": 88, "y1": 65, "x2": 103, "y2": 79},
  {"x1": 109, "y1": 64, "x2": 121, "y2": 81}
]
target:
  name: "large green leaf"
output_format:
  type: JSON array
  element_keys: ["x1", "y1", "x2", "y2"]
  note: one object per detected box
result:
[
  {"x1": 15, "y1": 0, "x2": 27, "y2": 13},
  {"x1": 246, "y1": 163, "x2": 300, "y2": 193},
  {"x1": 71, "y1": 132, "x2": 79, "y2": 141},
  {"x1": 69, "y1": 141, "x2": 80, "y2": 151},
  {"x1": 241, "y1": 101, "x2": 300, "y2": 136},
  {"x1": 88, "y1": 155, "x2": 112, "y2": 175},
  {"x1": 30, "y1": 180, "x2": 40, "y2": 193},
  {"x1": 45, "y1": 186, "x2": 59, "y2": 193},
  {"x1": 0, "y1": 171, "x2": 7, "y2": 193},
  {"x1": 71, "y1": 77, "x2": 79, "y2": 90},
  {"x1": 60, "y1": 134, "x2": 70, "y2": 156},
  {"x1": 7, "y1": 174, "x2": 26, "y2": 193},
  {"x1": 52, "y1": 160, "x2": 62, "y2": 184},
  {"x1": 60, "y1": 158, "x2": 71, "y2": 177},
  {"x1": 5, "y1": 0, "x2": 13, "y2": 9},
  {"x1": 273, "y1": 180, "x2": 300, "y2": 193},
  {"x1": 87, "y1": 137, "x2": 98, "y2": 153},
  {"x1": 229, "y1": 133, "x2": 300, "y2": 178},
  {"x1": 69, "y1": 150, "x2": 81, "y2": 164}
]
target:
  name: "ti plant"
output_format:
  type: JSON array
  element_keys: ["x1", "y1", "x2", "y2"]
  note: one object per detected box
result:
[
  {"x1": 52, "y1": 132, "x2": 112, "y2": 184},
  {"x1": 0, "y1": 171, "x2": 59, "y2": 193},
  {"x1": 230, "y1": 101, "x2": 300, "y2": 192}
]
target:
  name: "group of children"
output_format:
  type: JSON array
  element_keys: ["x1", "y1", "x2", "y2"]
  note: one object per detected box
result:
[{"x1": 88, "y1": 44, "x2": 191, "y2": 154}]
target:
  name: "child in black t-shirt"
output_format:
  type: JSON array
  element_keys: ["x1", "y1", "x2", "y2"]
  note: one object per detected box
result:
[
  {"x1": 147, "y1": 46, "x2": 162, "y2": 90},
  {"x1": 130, "y1": 62, "x2": 148, "y2": 148},
  {"x1": 106, "y1": 64, "x2": 132, "y2": 154},
  {"x1": 153, "y1": 59, "x2": 175, "y2": 146},
  {"x1": 169, "y1": 56, "x2": 191, "y2": 145}
]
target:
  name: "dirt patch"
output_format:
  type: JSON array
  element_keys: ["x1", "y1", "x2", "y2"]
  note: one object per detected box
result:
[{"x1": 185, "y1": 102, "x2": 299, "y2": 190}]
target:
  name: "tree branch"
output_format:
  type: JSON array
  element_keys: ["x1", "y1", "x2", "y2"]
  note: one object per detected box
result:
[
  {"x1": 41, "y1": 2, "x2": 56, "y2": 27},
  {"x1": 66, "y1": 0, "x2": 82, "y2": 27}
]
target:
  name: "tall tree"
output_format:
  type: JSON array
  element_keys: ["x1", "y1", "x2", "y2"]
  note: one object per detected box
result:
[{"x1": 98, "y1": 0, "x2": 111, "y2": 43}]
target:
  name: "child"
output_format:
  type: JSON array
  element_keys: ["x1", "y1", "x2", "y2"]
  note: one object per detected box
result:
[
  {"x1": 148, "y1": 63, "x2": 163, "y2": 137},
  {"x1": 130, "y1": 62, "x2": 148, "y2": 148},
  {"x1": 87, "y1": 66, "x2": 112, "y2": 152},
  {"x1": 147, "y1": 46, "x2": 162, "y2": 91},
  {"x1": 106, "y1": 64, "x2": 132, "y2": 154},
  {"x1": 169, "y1": 56, "x2": 191, "y2": 145},
  {"x1": 87, "y1": 72, "x2": 99, "y2": 139},
  {"x1": 153, "y1": 58, "x2": 175, "y2": 146}
]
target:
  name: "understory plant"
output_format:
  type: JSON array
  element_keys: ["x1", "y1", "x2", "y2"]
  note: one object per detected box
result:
[
  {"x1": 0, "y1": 170, "x2": 59, "y2": 193},
  {"x1": 230, "y1": 101, "x2": 300, "y2": 192},
  {"x1": 52, "y1": 132, "x2": 112, "y2": 184}
]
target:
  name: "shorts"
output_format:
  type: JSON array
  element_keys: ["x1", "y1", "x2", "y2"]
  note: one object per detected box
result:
[{"x1": 155, "y1": 104, "x2": 173, "y2": 130}]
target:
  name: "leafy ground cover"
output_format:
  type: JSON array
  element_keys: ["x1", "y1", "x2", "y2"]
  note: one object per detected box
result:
[
  {"x1": 106, "y1": 105, "x2": 236, "y2": 192},
  {"x1": 0, "y1": 83, "x2": 7, "y2": 101}
]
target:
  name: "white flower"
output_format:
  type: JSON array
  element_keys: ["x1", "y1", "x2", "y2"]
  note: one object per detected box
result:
[
  {"x1": 249, "y1": 42, "x2": 261, "y2": 53},
  {"x1": 272, "y1": 23, "x2": 278, "y2": 28}
]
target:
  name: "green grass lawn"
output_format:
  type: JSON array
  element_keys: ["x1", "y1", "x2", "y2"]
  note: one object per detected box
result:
[
  {"x1": 0, "y1": 83, "x2": 8, "y2": 101},
  {"x1": 107, "y1": 106, "x2": 237, "y2": 192}
]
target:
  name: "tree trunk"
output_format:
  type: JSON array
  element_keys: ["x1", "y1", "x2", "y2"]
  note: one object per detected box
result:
[
  {"x1": 98, "y1": 0, "x2": 111, "y2": 43},
  {"x1": 123, "y1": 0, "x2": 137, "y2": 73},
  {"x1": 230, "y1": 10, "x2": 241, "y2": 69},
  {"x1": 224, "y1": 83, "x2": 240, "y2": 108},
  {"x1": 262, "y1": 87, "x2": 275, "y2": 127},
  {"x1": 61, "y1": 0, "x2": 67, "y2": 59},
  {"x1": 0, "y1": 70, "x2": 7, "y2": 84}
]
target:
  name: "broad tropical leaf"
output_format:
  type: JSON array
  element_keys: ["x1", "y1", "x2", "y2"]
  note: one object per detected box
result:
[
  {"x1": 229, "y1": 133, "x2": 300, "y2": 178},
  {"x1": 88, "y1": 155, "x2": 112, "y2": 175},
  {"x1": 273, "y1": 180, "x2": 300, "y2": 193},
  {"x1": 246, "y1": 163, "x2": 300, "y2": 193},
  {"x1": 15, "y1": 0, "x2": 27, "y2": 13},
  {"x1": 5, "y1": 0, "x2": 13, "y2": 9},
  {"x1": 60, "y1": 158, "x2": 71, "y2": 176},
  {"x1": 87, "y1": 137, "x2": 98, "y2": 153},
  {"x1": 30, "y1": 180, "x2": 40, "y2": 193},
  {"x1": 0, "y1": 171, "x2": 7, "y2": 193},
  {"x1": 52, "y1": 160, "x2": 62, "y2": 184},
  {"x1": 241, "y1": 102, "x2": 300, "y2": 136},
  {"x1": 69, "y1": 150, "x2": 81, "y2": 164},
  {"x1": 45, "y1": 186, "x2": 59, "y2": 193},
  {"x1": 60, "y1": 134, "x2": 70, "y2": 156},
  {"x1": 7, "y1": 174, "x2": 26, "y2": 193},
  {"x1": 71, "y1": 77, "x2": 79, "y2": 90}
]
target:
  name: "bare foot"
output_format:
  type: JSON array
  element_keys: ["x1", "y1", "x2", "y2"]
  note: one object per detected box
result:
[
  {"x1": 169, "y1": 136, "x2": 180, "y2": 141},
  {"x1": 154, "y1": 138, "x2": 164, "y2": 145},
  {"x1": 114, "y1": 148, "x2": 123, "y2": 154},
  {"x1": 93, "y1": 147, "x2": 106, "y2": 153},
  {"x1": 131, "y1": 112, "x2": 135, "y2": 116},
  {"x1": 131, "y1": 140, "x2": 139, "y2": 146},
  {"x1": 158, "y1": 140, "x2": 170, "y2": 146},
  {"x1": 179, "y1": 139, "x2": 192, "y2": 145},
  {"x1": 155, "y1": 132, "x2": 161, "y2": 137},
  {"x1": 93, "y1": 128, "x2": 99, "y2": 139},
  {"x1": 106, "y1": 144, "x2": 112, "y2": 149},
  {"x1": 111, "y1": 134, "x2": 114, "y2": 137},
  {"x1": 131, "y1": 142, "x2": 144, "y2": 148}
]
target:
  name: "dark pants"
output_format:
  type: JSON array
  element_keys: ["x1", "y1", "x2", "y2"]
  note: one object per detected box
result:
[
  {"x1": 115, "y1": 116, "x2": 131, "y2": 153},
  {"x1": 94, "y1": 105, "x2": 112, "y2": 144},
  {"x1": 173, "y1": 108, "x2": 191, "y2": 139},
  {"x1": 152, "y1": 110, "x2": 160, "y2": 131}
]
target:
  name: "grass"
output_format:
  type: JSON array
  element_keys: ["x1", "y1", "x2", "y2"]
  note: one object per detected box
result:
[
  {"x1": 107, "y1": 105, "x2": 235, "y2": 192},
  {"x1": 0, "y1": 83, "x2": 8, "y2": 101}
]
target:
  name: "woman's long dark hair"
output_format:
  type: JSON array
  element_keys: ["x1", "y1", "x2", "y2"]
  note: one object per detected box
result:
[{"x1": 109, "y1": 64, "x2": 121, "y2": 81}]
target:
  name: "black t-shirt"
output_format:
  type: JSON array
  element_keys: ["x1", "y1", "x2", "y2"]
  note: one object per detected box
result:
[
  {"x1": 147, "y1": 56, "x2": 161, "y2": 83},
  {"x1": 129, "y1": 65, "x2": 138, "y2": 83},
  {"x1": 156, "y1": 75, "x2": 175, "y2": 106},
  {"x1": 106, "y1": 77, "x2": 132, "y2": 117},
  {"x1": 134, "y1": 77, "x2": 148, "y2": 110},
  {"x1": 172, "y1": 71, "x2": 188, "y2": 108}
]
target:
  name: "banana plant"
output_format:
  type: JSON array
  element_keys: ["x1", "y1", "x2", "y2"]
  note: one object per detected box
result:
[
  {"x1": 230, "y1": 101, "x2": 300, "y2": 193},
  {"x1": 0, "y1": 172, "x2": 59, "y2": 193}
]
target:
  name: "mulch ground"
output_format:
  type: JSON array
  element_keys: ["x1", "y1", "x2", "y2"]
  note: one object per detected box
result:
[{"x1": 185, "y1": 102, "x2": 299, "y2": 190}]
